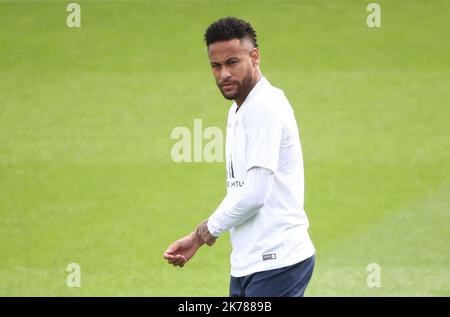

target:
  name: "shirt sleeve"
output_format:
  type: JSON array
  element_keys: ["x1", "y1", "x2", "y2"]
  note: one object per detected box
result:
[
  {"x1": 244, "y1": 103, "x2": 283, "y2": 173},
  {"x1": 207, "y1": 166, "x2": 274, "y2": 237}
]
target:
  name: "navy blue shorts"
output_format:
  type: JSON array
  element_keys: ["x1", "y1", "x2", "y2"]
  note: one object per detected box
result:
[{"x1": 229, "y1": 255, "x2": 315, "y2": 297}]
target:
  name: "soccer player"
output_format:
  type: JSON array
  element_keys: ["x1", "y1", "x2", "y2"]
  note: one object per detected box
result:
[{"x1": 163, "y1": 17, "x2": 315, "y2": 297}]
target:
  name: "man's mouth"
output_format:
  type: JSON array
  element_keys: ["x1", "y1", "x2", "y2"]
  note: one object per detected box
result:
[{"x1": 221, "y1": 83, "x2": 236, "y2": 90}]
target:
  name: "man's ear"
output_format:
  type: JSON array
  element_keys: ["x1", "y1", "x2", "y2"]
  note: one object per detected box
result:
[{"x1": 251, "y1": 47, "x2": 260, "y2": 66}]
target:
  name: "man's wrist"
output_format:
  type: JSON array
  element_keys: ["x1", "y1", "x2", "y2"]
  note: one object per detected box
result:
[
  {"x1": 195, "y1": 219, "x2": 217, "y2": 246},
  {"x1": 191, "y1": 229, "x2": 205, "y2": 246}
]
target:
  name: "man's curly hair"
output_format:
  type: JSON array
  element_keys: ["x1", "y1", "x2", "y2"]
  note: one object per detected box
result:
[{"x1": 204, "y1": 17, "x2": 258, "y2": 48}]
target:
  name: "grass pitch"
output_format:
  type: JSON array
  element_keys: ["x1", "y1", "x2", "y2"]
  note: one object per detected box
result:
[{"x1": 0, "y1": 0, "x2": 449, "y2": 296}]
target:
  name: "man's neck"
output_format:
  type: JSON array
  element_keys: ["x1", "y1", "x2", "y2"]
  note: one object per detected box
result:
[{"x1": 235, "y1": 73, "x2": 262, "y2": 108}]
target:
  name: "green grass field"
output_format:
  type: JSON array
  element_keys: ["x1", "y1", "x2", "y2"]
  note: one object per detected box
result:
[{"x1": 0, "y1": 0, "x2": 449, "y2": 296}]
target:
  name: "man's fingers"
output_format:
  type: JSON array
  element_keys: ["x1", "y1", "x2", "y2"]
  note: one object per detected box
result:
[
  {"x1": 165, "y1": 244, "x2": 178, "y2": 255},
  {"x1": 171, "y1": 260, "x2": 185, "y2": 267},
  {"x1": 163, "y1": 252, "x2": 173, "y2": 260},
  {"x1": 166, "y1": 255, "x2": 176, "y2": 264},
  {"x1": 166, "y1": 254, "x2": 187, "y2": 267},
  {"x1": 178, "y1": 256, "x2": 188, "y2": 267},
  {"x1": 174, "y1": 254, "x2": 187, "y2": 264},
  {"x1": 165, "y1": 254, "x2": 181, "y2": 264},
  {"x1": 169, "y1": 258, "x2": 178, "y2": 266},
  {"x1": 164, "y1": 241, "x2": 181, "y2": 260}
]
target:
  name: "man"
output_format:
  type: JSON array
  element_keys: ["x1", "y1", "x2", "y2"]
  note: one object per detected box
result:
[{"x1": 163, "y1": 17, "x2": 315, "y2": 297}]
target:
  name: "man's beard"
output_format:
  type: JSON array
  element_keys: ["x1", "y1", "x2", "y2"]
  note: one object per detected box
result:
[{"x1": 218, "y1": 72, "x2": 254, "y2": 102}]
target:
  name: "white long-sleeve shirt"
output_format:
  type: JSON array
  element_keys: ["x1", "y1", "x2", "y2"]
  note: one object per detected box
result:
[
  {"x1": 207, "y1": 77, "x2": 315, "y2": 277},
  {"x1": 207, "y1": 167, "x2": 274, "y2": 236}
]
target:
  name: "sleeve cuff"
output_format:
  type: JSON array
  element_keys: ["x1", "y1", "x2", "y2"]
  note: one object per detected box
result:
[{"x1": 207, "y1": 217, "x2": 222, "y2": 238}]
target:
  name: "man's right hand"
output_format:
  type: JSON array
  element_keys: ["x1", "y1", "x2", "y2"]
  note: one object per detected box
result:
[{"x1": 163, "y1": 231, "x2": 204, "y2": 267}]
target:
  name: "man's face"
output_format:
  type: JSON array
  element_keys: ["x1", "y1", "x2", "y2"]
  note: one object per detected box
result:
[{"x1": 207, "y1": 38, "x2": 259, "y2": 102}]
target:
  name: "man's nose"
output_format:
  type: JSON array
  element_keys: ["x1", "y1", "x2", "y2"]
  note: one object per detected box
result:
[{"x1": 220, "y1": 66, "x2": 232, "y2": 80}]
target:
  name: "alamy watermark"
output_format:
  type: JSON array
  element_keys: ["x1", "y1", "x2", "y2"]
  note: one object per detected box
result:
[
  {"x1": 366, "y1": 263, "x2": 381, "y2": 288},
  {"x1": 66, "y1": 3, "x2": 81, "y2": 28},
  {"x1": 66, "y1": 262, "x2": 81, "y2": 288},
  {"x1": 366, "y1": 3, "x2": 381, "y2": 28},
  {"x1": 171, "y1": 119, "x2": 224, "y2": 163}
]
